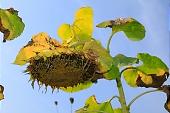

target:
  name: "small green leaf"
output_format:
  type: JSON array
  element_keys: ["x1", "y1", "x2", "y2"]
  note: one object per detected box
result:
[
  {"x1": 60, "y1": 82, "x2": 93, "y2": 93},
  {"x1": 123, "y1": 53, "x2": 169, "y2": 88},
  {"x1": 112, "y1": 54, "x2": 139, "y2": 68},
  {"x1": 96, "y1": 18, "x2": 145, "y2": 41},
  {"x1": 76, "y1": 95, "x2": 114, "y2": 113},
  {"x1": 83, "y1": 40, "x2": 116, "y2": 80},
  {"x1": 0, "y1": 8, "x2": 25, "y2": 42},
  {"x1": 107, "y1": 64, "x2": 120, "y2": 80}
]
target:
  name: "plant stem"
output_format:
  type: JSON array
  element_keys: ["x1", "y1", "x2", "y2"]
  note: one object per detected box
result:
[
  {"x1": 108, "y1": 95, "x2": 119, "y2": 103},
  {"x1": 120, "y1": 67, "x2": 137, "y2": 75},
  {"x1": 107, "y1": 32, "x2": 114, "y2": 53},
  {"x1": 116, "y1": 77, "x2": 129, "y2": 113},
  {"x1": 128, "y1": 89, "x2": 162, "y2": 108},
  {"x1": 106, "y1": 32, "x2": 129, "y2": 113}
]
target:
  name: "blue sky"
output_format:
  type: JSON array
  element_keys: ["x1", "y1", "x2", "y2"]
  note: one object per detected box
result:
[{"x1": 0, "y1": 0, "x2": 170, "y2": 113}]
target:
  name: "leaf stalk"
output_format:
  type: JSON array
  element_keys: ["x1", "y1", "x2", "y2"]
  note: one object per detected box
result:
[
  {"x1": 107, "y1": 32, "x2": 115, "y2": 53},
  {"x1": 128, "y1": 89, "x2": 163, "y2": 108}
]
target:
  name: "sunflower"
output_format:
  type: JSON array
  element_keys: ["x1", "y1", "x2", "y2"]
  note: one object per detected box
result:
[{"x1": 14, "y1": 31, "x2": 113, "y2": 92}]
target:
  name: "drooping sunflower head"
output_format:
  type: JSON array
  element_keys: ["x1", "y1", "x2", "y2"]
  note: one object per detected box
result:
[
  {"x1": 26, "y1": 47, "x2": 102, "y2": 89},
  {"x1": 14, "y1": 7, "x2": 114, "y2": 92},
  {"x1": 14, "y1": 32, "x2": 113, "y2": 92}
]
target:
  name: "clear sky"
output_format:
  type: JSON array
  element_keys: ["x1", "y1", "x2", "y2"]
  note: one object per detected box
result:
[{"x1": 0, "y1": 0, "x2": 170, "y2": 113}]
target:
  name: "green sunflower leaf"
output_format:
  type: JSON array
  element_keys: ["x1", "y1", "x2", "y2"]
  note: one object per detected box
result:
[
  {"x1": 0, "y1": 8, "x2": 25, "y2": 42},
  {"x1": 96, "y1": 18, "x2": 145, "y2": 41},
  {"x1": 76, "y1": 95, "x2": 114, "y2": 113},
  {"x1": 112, "y1": 54, "x2": 139, "y2": 68},
  {"x1": 123, "y1": 53, "x2": 169, "y2": 88},
  {"x1": 137, "y1": 53, "x2": 169, "y2": 75},
  {"x1": 83, "y1": 40, "x2": 117, "y2": 80}
]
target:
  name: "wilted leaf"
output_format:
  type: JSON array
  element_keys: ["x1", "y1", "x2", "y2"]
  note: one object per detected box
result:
[
  {"x1": 14, "y1": 32, "x2": 61, "y2": 65},
  {"x1": 0, "y1": 8, "x2": 25, "y2": 42},
  {"x1": 96, "y1": 18, "x2": 145, "y2": 41},
  {"x1": 76, "y1": 95, "x2": 114, "y2": 113},
  {"x1": 57, "y1": 7, "x2": 93, "y2": 45},
  {"x1": 83, "y1": 40, "x2": 117, "y2": 79},
  {"x1": 0, "y1": 85, "x2": 4, "y2": 101},
  {"x1": 161, "y1": 85, "x2": 170, "y2": 112},
  {"x1": 112, "y1": 54, "x2": 139, "y2": 68},
  {"x1": 123, "y1": 53, "x2": 169, "y2": 88},
  {"x1": 96, "y1": 20, "x2": 113, "y2": 28}
]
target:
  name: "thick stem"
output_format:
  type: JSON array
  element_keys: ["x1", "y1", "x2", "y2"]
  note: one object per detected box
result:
[
  {"x1": 116, "y1": 78, "x2": 129, "y2": 113},
  {"x1": 128, "y1": 89, "x2": 162, "y2": 108}
]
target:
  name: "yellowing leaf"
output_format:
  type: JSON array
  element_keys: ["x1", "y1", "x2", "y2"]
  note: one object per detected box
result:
[
  {"x1": 14, "y1": 46, "x2": 37, "y2": 65},
  {"x1": 60, "y1": 82, "x2": 93, "y2": 93},
  {"x1": 123, "y1": 69, "x2": 138, "y2": 87},
  {"x1": 57, "y1": 7, "x2": 93, "y2": 45},
  {"x1": 0, "y1": 8, "x2": 25, "y2": 42},
  {"x1": 137, "y1": 71, "x2": 153, "y2": 85},
  {"x1": 73, "y1": 7, "x2": 93, "y2": 40},
  {"x1": 123, "y1": 53, "x2": 169, "y2": 88},
  {"x1": 14, "y1": 32, "x2": 61, "y2": 65},
  {"x1": 161, "y1": 85, "x2": 170, "y2": 112},
  {"x1": 57, "y1": 24, "x2": 74, "y2": 43}
]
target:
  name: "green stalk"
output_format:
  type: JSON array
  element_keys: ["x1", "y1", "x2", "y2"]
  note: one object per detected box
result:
[
  {"x1": 116, "y1": 78, "x2": 129, "y2": 113},
  {"x1": 106, "y1": 31, "x2": 129, "y2": 113},
  {"x1": 108, "y1": 95, "x2": 119, "y2": 103},
  {"x1": 128, "y1": 89, "x2": 162, "y2": 108},
  {"x1": 107, "y1": 32, "x2": 115, "y2": 53}
]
